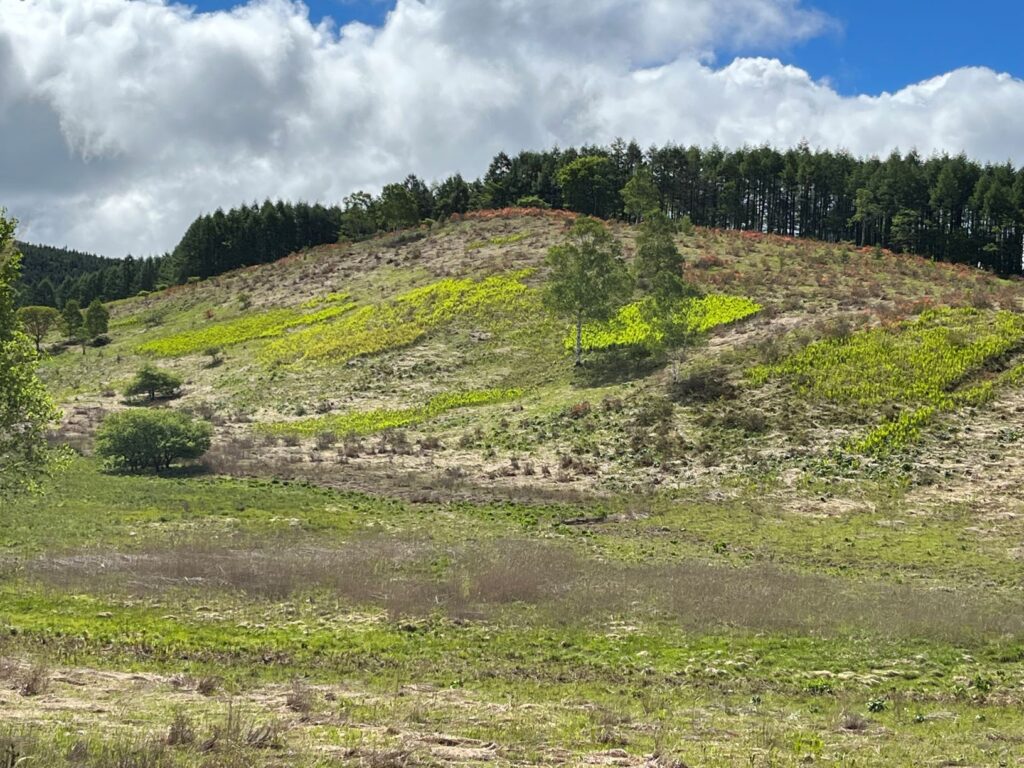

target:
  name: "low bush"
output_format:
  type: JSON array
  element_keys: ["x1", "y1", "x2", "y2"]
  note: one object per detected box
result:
[{"x1": 668, "y1": 366, "x2": 737, "y2": 403}]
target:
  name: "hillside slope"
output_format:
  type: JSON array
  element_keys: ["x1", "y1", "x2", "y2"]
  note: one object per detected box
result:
[{"x1": 43, "y1": 210, "x2": 1024, "y2": 502}]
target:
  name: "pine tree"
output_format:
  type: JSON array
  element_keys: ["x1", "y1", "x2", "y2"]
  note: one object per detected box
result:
[{"x1": 84, "y1": 298, "x2": 110, "y2": 339}]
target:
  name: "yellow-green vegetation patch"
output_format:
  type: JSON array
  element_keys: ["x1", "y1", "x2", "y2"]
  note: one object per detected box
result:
[
  {"x1": 261, "y1": 388, "x2": 523, "y2": 437},
  {"x1": 855, "y1": 360, "x2": 1024, "y2": 457},
  {"x1": 682, "y1": 294, "x2": 763, "y2": 334},
  {"x1": 854, "y1": 406, "x2": 937, "y2": 457},
  {"x1": 138, "y1": 300, "x2": 354, "y2": 356},
  {"x1": 260, "y1": 270, "x2": 535, "y2": 366},
  {"x1": 569, "y1": 293, "x2": 761, "y2": 352},
  {"x1": 752, "y1": 308, "x2": 1024, "y2": 457},
  {"x1": 751, "y1": 308, "x2": 1024, "y2": 407}
]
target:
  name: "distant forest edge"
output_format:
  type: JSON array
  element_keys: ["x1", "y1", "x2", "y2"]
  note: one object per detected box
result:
[
  {"x1": 15, "y1": 241, "x2": 164, "y2": 308},
  {"x1": 16, "y1": 141, "x2": 1024, "y2": 307}
]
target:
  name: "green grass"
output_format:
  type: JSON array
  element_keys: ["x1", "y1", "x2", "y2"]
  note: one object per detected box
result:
[{"x1": 260, "y1": 388, "x2": 524, "y2": 438}]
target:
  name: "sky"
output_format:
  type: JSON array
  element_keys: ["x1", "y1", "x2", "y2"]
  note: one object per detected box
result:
[{"x1": 2, "y1": 0, "x2": 1023, "y2": 256}]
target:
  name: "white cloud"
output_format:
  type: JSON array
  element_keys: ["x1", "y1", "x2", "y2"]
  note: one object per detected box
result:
[{"x1": 0, "y1": 0, "x2": 1022, "y2": 255}]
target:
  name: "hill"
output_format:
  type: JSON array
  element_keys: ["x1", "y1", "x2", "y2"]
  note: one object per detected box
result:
[
  {"x1": 42, "y1": 210, "x2": 1024, "y2": 501},
  {"x1": 7, "y1": 211, "x2": 1024, "y2": 766}
]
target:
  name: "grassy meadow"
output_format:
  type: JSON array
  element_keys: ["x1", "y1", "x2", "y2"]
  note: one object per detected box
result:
[{"x1": 6, "y1": 213, "x2": 1024, "y2": 766}]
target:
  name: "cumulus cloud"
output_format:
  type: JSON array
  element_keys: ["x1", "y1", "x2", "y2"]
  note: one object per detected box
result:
[{"x1": 0, "y1": 0, "x2": 1022, "y2": 255}]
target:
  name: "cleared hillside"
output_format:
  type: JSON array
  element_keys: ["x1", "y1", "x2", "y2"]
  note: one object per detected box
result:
[{"x1": 43, "y1": 210, "x2": 1024, "y2": 501}]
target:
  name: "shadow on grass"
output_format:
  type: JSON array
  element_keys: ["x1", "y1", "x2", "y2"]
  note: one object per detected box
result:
[
  {"x1": 572, "y1": 347, "x2": 665, "y2": 387},
  {"x1": 101, "y1": 463, "x2": 212, "y2": 480}
]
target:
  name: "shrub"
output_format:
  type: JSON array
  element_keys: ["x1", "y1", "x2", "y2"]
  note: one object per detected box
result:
[
  {"x1": 668, "y1": 366, "x2": 736, "y2": 403},
  {"x1": 124, "y1": 365, "x2": 183, "y2": 402},
  {"x1": 96, "y1": 410, "x2": 212, "y2": 472},
  {"x1": 515, "y1": 195, "x2": 551, "y2": 209}
]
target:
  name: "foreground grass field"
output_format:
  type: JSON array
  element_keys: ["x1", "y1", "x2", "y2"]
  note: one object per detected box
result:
[
  {"x1": 9, "y1": 214, "x2": 1024, "y2": 765},
  {"x1": 5, "y1": 458, "x2": 1024, "y2": 766}
]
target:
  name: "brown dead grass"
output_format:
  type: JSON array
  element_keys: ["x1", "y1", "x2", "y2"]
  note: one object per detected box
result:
[{"x1": 25, "y1": 536, "x2": 1024, "y2": 643}]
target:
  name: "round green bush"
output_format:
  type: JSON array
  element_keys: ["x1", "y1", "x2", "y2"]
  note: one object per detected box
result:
[{"x1": 96, "y1": 409, "x2": 212, "y2": 472}]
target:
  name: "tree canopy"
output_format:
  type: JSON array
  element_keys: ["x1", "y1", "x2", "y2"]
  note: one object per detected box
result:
[
  {"x1": 84, "y1": 298, "x2": 110, "y2": 339},
  {"x1": 96, "y1": 409, "x2": 212, "y2": 473},
  {"x1": 0, "y1": 213, "x2": 62, "y2": 496},
  {"x1": 544, "y1": 217, "x2": 633, "y2": 366},
  {"x1": 16, "y1": 305, "x2": 60, "y2": 351},
  {"x1": 16, "y1": 141, "x2": 1024, "y2": 308},
  {"x1": 125, "y1": 365, "x2": 183, "y2": 402}
]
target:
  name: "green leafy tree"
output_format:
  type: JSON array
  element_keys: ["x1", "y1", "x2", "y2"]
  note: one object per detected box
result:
[
  {"x1": 125, "y1": 365, "x2": 183, "y2": 402},
  {"x1": 379, "y1": 184, "x2": 420, "y2": 231},
  {"x1": 338, "y1": 191, "x2": 378, "y2": 241},
  {"x1": 61, "y1": 299, "x2": 84, "y2": 338},
  {"x1": 545, "y1": 217, "x2": 633, "y2": 366},
  {"x1": 96, "y1": 409, "x2": 212, "y2": 472},
  {"x1": 557, "y1": 155, "x2": 618, "y2": 218},
  {"x1": 16, "y1": 305, "x2": 60, "y2": 351},
  {"x1": 0, "y1": 212, "x2": 63, "y2": 496},
  {"x1": 84, "y1": 298, "x2": 110, "y2": 339},
  {"x1": 890, "y1": 208, "x2": 919, "y2": 253},
  {"x1": 635, "y1": 212, "x2": 689, "y2": 311},
  {"x1": 433, "y1": 174, "x2": 471, "y2": 219},
  {"x1": 621, "y1": 167, "x2": 660, "y2": 223}
]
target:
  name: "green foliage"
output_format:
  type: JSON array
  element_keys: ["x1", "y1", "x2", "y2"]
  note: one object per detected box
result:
[
  {"x1": 379, "y1": 183, "x2": 420, "y2": 231},
  {"x1": 515, "y1": 195, "x2": 550, "y2": 209},
  {"x1": 260, "y1": 271, "x2": 534, "y2": 366},
  {"x1": 338, "y1": 191, "x2": 378, "y2": 241},
  {"x1": 682, "y1": 294, "x2": 763, "y2": 333},
  {"x1": 124, "y1": 365, "x2": 183, "y2": 402},
  {"x1": 139, "y1": 301, "x2": 354, "y2": 357},
  {"x1": 752, "y1": 308, "x2": 1024, "y2": 457},
  {"x1": 752, "y1": 308, "x2": 1024, "y2": 407},
  {"x1": 569, "y1": 294, "x2": 762, "y2": 353},
  {"x1": 634, "y1": 211, "x2": 690, "y2": 349},
  {"x1": 621, "y1": 167, "x2": 660, "y2": 222},
  {"x1": 545, "y1": 217, "x2": 633, "y2": 365},
  {"x1": 95, "y1": 409, "x2": 212, "y2": 472},
  {"x1": 172, "y1": 199, "x2": 342, "y2": 282},
  {"x1": 263, "y1": 388, "x2": 522, "y2": 438},
  {"x1": 301, "y1": 292, "x2": 349, "y2": 309},
  {"x1": 16, "y1": 305, "x2": 61, "y2": 351},
  {"x1": 61, "y1": 298, "x2": 84, "y2": 338},
  {"x1": 0, "y1": 214, "x2": 63, "y2": 496},
  {"x1": 84, "y1": 298, "x2": 110, "y2": 339},
  {"x1": 557, "y1": 155, "x2": 619, "y2": 218},
  {"x1": 854, "y1": 406, "x2": 937, "y2": 458}
]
